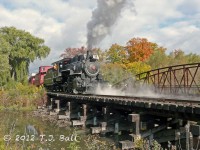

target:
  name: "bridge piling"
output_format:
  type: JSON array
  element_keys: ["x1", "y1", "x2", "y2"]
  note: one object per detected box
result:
[
  {"x1": 85, "y1": 107, "x2": 98, "y2": 126},
  {"x1": 71, "y1": 103, "x2": 88, "y2": 127},
  {"x1": 81, "y1": 104, "x2": 87, "y2": 127},
  {"x1": 54, "y1": 100, "x2": 60, "y2": 113},
  {"x1": 92, "y1": 108, "x2": 98, "y2": 126},
  {"x1": 129, "y1": 113, "x2": 140, "y2": 141},
  {"x1": 64, "y1": 101, "x2": 71, "y2": 120},
  {"x1": 49, "y1": 97, "x2": 54, "y2": 110}
]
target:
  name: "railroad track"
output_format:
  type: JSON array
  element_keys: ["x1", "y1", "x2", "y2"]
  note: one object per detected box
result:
[{"x1": 47, "y1": 92, "x2": 200, "y2": 108}]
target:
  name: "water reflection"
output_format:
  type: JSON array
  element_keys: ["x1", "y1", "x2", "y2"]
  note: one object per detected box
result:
[
  {"x1": 26, "y1": 125, "x2": 38, "y2": 135},
  {"x1": 0, "y1": 111, "x2": 84, "y2": 150},
  {"x1": 0, "y1": 110, "x2": 120, "y2": 150}
]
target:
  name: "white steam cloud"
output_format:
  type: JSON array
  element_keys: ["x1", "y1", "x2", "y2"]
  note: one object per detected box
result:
[
  {"x1": 95, "y1": 80, "x2": 199, "y2": 100},
  {"x1": 95, "y1": 78, "x2": 162, "y2": 98},
  {"x1": 87, "y1": 0, "x2": 135, "y2": 49}
]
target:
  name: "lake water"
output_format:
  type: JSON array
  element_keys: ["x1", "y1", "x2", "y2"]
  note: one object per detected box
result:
[{"x1": 0, "y1": 111, "x2": 116, "y2": 150}]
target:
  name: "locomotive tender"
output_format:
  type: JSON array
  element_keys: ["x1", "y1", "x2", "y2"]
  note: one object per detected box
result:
[{"x1": 44, "y1": 51, "x2": 103, "y2": 94}]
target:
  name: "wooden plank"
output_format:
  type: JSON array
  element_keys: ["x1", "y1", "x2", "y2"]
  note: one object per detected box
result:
[
  {"x1": 185, "y1": 106, "x2": 193, "y2": 114},
  {"x1": 169, "y1": 104, "x2": 177, "y2": 111},
  {"x1": 190, "y1": 125, "x2": 200, "y2": 136},
  {"x1": 194, "y1": 107, "x2": 200, "y2": 114},
  {"x1": 163, "y1": 104, "x2": 169, "y2": 110},
  {"x1": 177, "y1": 106, "x2": 185, "y2": 112},
  {"x1": 119, "y1": 140, "x2": 134, "y2": 150}
]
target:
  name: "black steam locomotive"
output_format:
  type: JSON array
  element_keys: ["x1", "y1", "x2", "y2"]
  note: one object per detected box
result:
[{"x1": 44, "y1": 51, "x2": 103, "y2": 94}]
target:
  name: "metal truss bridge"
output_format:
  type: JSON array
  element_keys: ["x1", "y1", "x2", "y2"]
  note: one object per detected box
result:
[{"x1": 136, "y1": 63, "x2": 200, "y2": 96}]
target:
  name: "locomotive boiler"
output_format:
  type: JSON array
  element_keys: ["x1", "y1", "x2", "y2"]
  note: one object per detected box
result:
[{"x1": 44, "y1": 51, "x2": 103, "y2": 94}]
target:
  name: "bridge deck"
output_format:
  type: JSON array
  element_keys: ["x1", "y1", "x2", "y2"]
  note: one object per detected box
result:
[{"x1": 47, "y1": 92, "x2": 200, "y2": 117}]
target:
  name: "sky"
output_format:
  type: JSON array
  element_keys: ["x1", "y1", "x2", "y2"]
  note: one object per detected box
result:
[{"x1": 0, "y1": 0, "x2": 200, "y2": 73}]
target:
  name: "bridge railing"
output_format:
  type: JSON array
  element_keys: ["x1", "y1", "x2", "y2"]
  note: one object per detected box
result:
[{"x1": 135, "y1": 63, "x2": 200, "y2": 95}]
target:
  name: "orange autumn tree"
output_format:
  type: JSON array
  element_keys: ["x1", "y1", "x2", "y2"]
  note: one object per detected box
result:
[
  {"x1": 104, "y1": 38, "x2": 154, "y2": 82},
  {"x1": 126, "y1": 37, "x2": 153, "y2": 62}
]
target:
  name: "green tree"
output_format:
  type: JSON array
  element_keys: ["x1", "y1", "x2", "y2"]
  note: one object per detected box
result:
[
  {"x1": 101, "y1": 63, "x2": 128, "y2": 84},
  {"x1": 168, "y1": 49, "x2": 188, "y2": 66},
  {"x1": 106, "y1": 44, "x2": 128, "y2": 63},
  {"x1": 146, "y1": 43, "x2": 168, "y2": 69},
  {"x1": 0, "y1": 33, "x2": 11, "y2": 86},
  {"x1": 0, "y1": 27, "x2": 50, "y2": 82},
  {"x1": 185, "y1": 53, "x2": 200, "y2": 63}
]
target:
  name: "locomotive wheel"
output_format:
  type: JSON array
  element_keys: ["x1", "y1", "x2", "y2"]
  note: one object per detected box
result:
[
  {"x1": 63, "y1": 82, "x2": 69, "y2": 93},
  {"x1": 72, "y1": 76, "x2": 79, "y2": 94},
  {"x1": 72, "y1": 76, "x2": 86, "y2": 94}
]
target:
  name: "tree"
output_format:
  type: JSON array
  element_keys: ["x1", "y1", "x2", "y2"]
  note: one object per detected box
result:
[
  {"x1": 146, "y1": 43, "x2": 168, "y2": 69},
  {"x1": 185, "y1": 53, "x2": 200, "y2": 64},
  {"x1": 126, "y1": 62, "x2": 151, "y2": 76},
  {"x1": 0, "y1": 26, "x2": 50, "y2": 82},
  {"x1": 100, "y1": 63, "x2": 128, "y2": 84},
  {"x1": 60, "y1": 46, "x2": 87, "y2": 58},
  {"x1": 106, "y1": 44, "x2": 128, "y2": 63},
  {"x1": 168, "y1": 49, "x2": 188, "y2": 66},
  {"x1": 102, "y1": 38, "x2": 155, "y2": 84},
  {"x1": 126, "y1": 37, "x2": 153, "y2": 62},
  {"x1": 60, "y1": 46, "x2": 106, "y2": 63},
  {"x1": 0, "y1": 33, "x2": 11, "y2": 86}
]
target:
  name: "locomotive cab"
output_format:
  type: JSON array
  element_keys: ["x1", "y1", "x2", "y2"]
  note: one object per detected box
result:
[{"x1": 89, "y1": 54, "x2": 99, "y2": 62}]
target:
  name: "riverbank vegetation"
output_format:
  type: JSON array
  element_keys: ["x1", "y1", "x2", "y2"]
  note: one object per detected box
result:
[
  {"x1": 0, "y1": 26, "x2": 50, "y2": 110},
  {"x1": 0, "y1": 81, "x2": 46, "y2": 110}
]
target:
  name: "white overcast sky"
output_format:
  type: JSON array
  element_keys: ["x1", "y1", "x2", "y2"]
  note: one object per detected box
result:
[{"x1": 0, "y1": 0, "x2": 200, "y2": 73}]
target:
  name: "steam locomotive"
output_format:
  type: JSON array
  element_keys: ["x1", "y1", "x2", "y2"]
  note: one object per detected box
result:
[{"x1": 43, "y1": 51, "x2": 103, "y2": 94}]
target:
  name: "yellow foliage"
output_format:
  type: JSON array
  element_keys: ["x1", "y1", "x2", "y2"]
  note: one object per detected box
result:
[
  {"x1": 101, "y1": 62, "x2": 151, "y2": 84},
  {"x1": 125, "y1": 62, "x2": 151, "y2": 75},
  {"x1": 106, "y1": 44, "x2": 128, "y2": 64}
]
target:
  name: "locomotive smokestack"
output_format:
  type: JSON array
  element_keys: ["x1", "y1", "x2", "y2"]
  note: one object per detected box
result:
[
  {"x1": 86, "y1": 50, "x2": 90, "y2": 59},
  {"x1": 87, "y1": 0, "x2": 134, "y2": 49}
]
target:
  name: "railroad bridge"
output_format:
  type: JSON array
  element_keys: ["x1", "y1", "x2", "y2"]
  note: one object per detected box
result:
[{"x1": 46, "y1": 63, "x2": 200, "y2": 149}]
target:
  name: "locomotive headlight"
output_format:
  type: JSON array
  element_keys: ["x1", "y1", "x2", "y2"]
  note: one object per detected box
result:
[
  {"x1": 92, "y1": 54, "x2": 99, "y2": 60},
  {"x1": 90, "y1": 64, "x2": 96, "y2": 70}
]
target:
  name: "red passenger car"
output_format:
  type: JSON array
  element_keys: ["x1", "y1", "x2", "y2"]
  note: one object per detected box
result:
[{"x1": 32, "y1": 66, "x2": 52, "y2": 87}]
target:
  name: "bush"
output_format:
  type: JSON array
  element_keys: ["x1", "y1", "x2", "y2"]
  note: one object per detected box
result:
[{"x1": 0, "y1": 81, "x2": 46, "y2": 110}]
